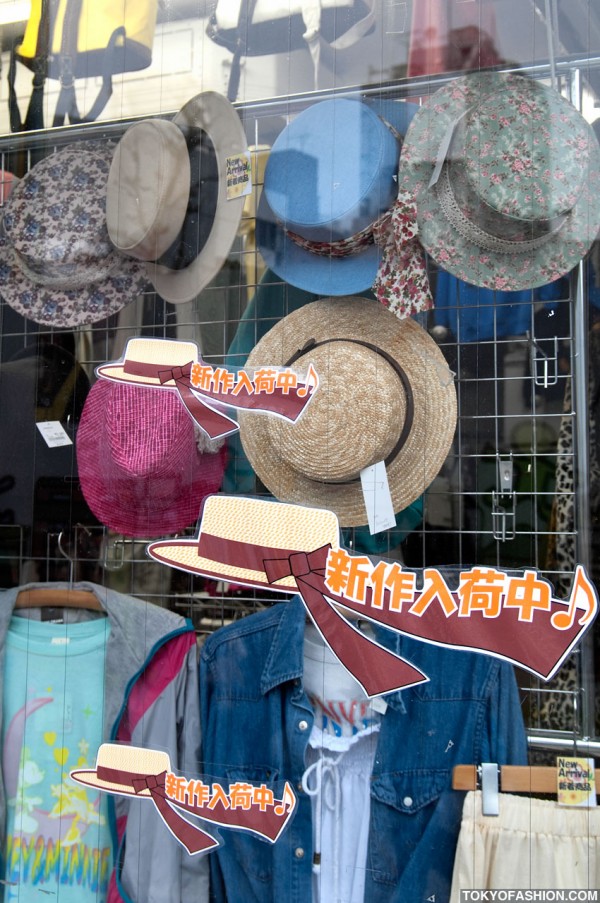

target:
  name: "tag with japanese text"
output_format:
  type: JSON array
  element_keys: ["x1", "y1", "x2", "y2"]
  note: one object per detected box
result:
[
  {"x1": 360, "y1": 461, "x2": 397, "y2": 535},
  {"x1": 557, "y1": 756, "x2": 597, "y2": 807},
  {"x1": 226, "y1": 153, "x2": 252, "y2": 199}
]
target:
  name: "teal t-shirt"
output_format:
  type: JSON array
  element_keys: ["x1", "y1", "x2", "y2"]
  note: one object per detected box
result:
[{"x1": 3, "y1": 614, "x2": 112, "y2": 901}]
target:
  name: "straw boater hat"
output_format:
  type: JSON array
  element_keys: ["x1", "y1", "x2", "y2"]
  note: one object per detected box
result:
[
  {"x1": 106, "y1": 91, "x2": 249, "y2": 304},
  {"x1": 76, "y1": 379, "x2": 226, "y2": 538},
  {"x1": 237, "y1": 297, "x2": 457, "y2": 527},
  {"x1": 256, "y1": 97, "x2": 419, "y2": 297},
  {"x1": 71, "y1": 743, "x2": 170, "y2": 797},
  {"x1": 398, "y1": 71, "x2": 600, "y2": 291},
  {"x1": 96, "y1": 336, "x2": 201, "y2": 387},
  {"x1": 0, "y1": 143, "x2": 149, "y2": 327},
  {"x1": 147, "y1": 495, "x2": 340, "y2": 588}
]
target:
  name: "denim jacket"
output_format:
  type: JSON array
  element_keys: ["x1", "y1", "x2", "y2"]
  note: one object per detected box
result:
[{"x1": 200, "y1": 597, "x2": 527, "y2": 903}]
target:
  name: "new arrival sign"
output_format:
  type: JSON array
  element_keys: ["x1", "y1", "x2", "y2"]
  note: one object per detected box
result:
[
  {"x1": 71, "y1": 743, "x2": 295, "y2": 855},
  {"x1": 147, "y1": 496, "x2": 598, "y2": 698},
  {"x1": 96, "y1": 337, "x2": 318, "y2": 439}
]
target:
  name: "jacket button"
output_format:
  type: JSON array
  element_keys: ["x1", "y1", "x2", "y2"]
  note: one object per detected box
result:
[
  {"x1": 298, "y1": 720, "x2": 309, "y2": 731},
  {"x1": 295, "y1": 847, "x2": 305, "y2": 859},
  {"x1": 403, "y1": 796, "x2": 413, "y2": 808}
]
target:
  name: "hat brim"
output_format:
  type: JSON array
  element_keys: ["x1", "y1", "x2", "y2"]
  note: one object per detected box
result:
[
  {"x1": 399, "y1": 72, "x2": 600, "y2": 291},
  {"x1": 238, "y1": 297, "x2": 457, "y2": 527},
  {"x1": 256, "y1": 100, "x2": 421, "y2": 296},
  {"x1": 147, "y1": 539, "x2": 299, "y2": 589},
  {"x1": 0, "y1": 226, "x2": 149, "y2": 329},
  {"x1": 145, "y1": 92, "x2": 247, "y2": 304},
  {"x1": 71, "y1": 768, "x2": 152, "y2": 797},
  {"x1": 147, "y1": 494, "x2": 341, "y2": 585}
]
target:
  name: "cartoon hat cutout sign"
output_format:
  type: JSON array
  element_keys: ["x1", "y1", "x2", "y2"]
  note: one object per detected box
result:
[
  {"x1": 71, "y1": 743, "x2": 296, "y2": 854},
  {"x1": 148, "y1": 496, "x2": 598, "y2": 699},
  {"x1": 96, "y1": 336, "x2": 319, "y2": 440}
]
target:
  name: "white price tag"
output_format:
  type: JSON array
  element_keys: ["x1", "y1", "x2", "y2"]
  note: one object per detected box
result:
[
  {"x1": 360, "y1": 461, "x2": 396, "y2": 535},
  {"x1": 36, "y1": 421, "x2": 72, "y2": 448}
]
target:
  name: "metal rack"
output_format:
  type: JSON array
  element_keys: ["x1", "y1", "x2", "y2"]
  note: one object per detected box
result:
[{"x1": 0, "y1": 57, "x2": 598, "y2": 747}]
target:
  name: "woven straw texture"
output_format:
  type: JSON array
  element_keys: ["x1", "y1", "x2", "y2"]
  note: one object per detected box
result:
[
  {"x1": 72, "y1": 744, "x2": 169, "y2": 795},
  {"x1": 98, "y1": 337, "x2": 200, "y2": 385},
  {"x1": 76, "y1": 380, "x2": 226, "y2": 537},
  {"x1": 147, "y1": 496, "x2": 340, "y2": 587},
  {"x1": 239, "y1": 297, "x2": 457, "y2": 526}
]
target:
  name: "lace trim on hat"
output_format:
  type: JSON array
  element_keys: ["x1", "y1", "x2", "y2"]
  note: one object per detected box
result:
[{"x1": 434, "y1": 163, "x2": 570, "y2": 255}]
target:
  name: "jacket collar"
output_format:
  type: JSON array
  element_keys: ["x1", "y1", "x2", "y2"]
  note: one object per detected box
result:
[
  {"x1": 259, "y1": 595, "x2": 407, "y2": 712},
  {"x1": 260, "y1": 597, "x2": 305, "y2": 695}
]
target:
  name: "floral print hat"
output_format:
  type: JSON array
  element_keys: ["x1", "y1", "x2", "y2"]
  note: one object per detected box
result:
[
  {"x1": 0, "y1": 142, "x2": 149, "y2": 327},
  {"x1": 398, "y1": 71, "x2": 600, "y2": 291}
]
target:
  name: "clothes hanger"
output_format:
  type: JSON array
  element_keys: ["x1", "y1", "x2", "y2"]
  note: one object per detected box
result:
[
  {"x1": 14, "y1": 588, "x2": 103, "y2": 611},
  {"x1": 14, "y1": 530, "x2": 103, "y2": 612},
  {"x1": 453, "y1": 763, "x2": 600, "y2": 815}
]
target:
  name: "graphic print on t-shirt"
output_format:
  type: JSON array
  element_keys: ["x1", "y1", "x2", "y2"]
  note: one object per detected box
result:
[{"x1": 2, "y1": 616, "x2": 112, "y2": 902}]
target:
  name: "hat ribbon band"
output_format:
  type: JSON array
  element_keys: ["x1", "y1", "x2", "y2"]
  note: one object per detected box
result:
[
  {"x1": 435, "y1": 163, "x2": 570, "y2": 255},
  {"x1": 123, "y1": 357, "x2": 316, "y2": 438},
  {"x1": 97, "y1": 766, "x2": 216, "y2": 854},
  {"x1": 286, "y1": 337, "x2": 414, "y2": 481},
  {"x1": 262, "y1": 545, "x2": 427, "y2": 697},
  {"x1": 284, "y1": 192, "x2": 433, "y2": 320},
  {"x1": 97, "y1": 764, "x2": 294, "y2": 847}
]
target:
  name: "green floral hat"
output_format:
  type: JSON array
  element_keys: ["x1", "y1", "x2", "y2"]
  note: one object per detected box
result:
[{"x1": 398, "y1": 71, "x2": 600, "y2": 291}]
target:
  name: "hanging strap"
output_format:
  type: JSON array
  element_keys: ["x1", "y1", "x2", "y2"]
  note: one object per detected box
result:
[
  {"x1": 227, "y1": 0, "x2": 258, "y2": 102},
  {"x1": 302, "y1": 0, "x2": 377, "y2": 89},
  {"x1": 52, "y1": 25, "x2": 126, "y2": 126},
  {"x1": 8, "y1": 0, "x2": 50, "y2": 134},
  {"x1": 8, "y1": 41, "x2": 46, "y2": 133},
  {"x1": 226, "y1": 0, "x2": 376, "y2": 101}
]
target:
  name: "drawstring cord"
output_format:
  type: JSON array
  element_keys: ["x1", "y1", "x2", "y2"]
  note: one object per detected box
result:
[{"x1": 301, "y1": 751, "x2": 344, "y2": 878}]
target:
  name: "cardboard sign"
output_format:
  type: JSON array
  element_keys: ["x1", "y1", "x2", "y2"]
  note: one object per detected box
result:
[
  {"x1": 71, "y1": 743, "x2": 296, "y2": 855},
  {"x1": 557, "y1": 756, "x2": 597, "y2": 808},
  {"x1": 95, "y1": 337, "x2": 319, "y2": 439},
  {"x1": 147, "y1": 496, "x2": 598, "y2": 698}
]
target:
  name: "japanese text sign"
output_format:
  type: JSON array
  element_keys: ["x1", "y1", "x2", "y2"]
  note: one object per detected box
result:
[
  {"x1": 147, "y1": 496, "x2": 599, "y2": 698},
  {"x1": 71, "y1": 743, "x2": 296, "y2": 855},
  {"x1": 96, "y1": 337, "x2": 318, "y2": 439}
]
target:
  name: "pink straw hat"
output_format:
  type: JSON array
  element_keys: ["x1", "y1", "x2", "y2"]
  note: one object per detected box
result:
[{"x1": 76, "y1": 379, "x2": 227, "y2": 538}]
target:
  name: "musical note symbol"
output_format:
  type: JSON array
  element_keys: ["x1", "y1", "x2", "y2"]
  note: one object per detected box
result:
[
  {"x1": 274, "y1": 781, "x2": 296, "y2": 816},
  {"x1": 551, "y1": 565, "x2": 598, "y2": 631},
  {"x1": 297, "y1": 363, "x2": 319, "y2": 399}
]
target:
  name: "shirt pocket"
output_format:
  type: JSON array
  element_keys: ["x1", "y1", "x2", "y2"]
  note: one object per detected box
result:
[
  {"x1": 368, "y1": 768, "x2": 450, "y2": 884},
  {"x1": 219, "y1": 765, "x2": 281, "y2": 883}
]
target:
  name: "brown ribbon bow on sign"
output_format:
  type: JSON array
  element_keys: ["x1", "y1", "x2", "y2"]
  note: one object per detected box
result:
[
  {"x1": 157, "y1": 361, "x2": 238, "y2": 439},
  {"x1": 263, "y1": 545, "x2": 427, "y2": 697},
  {"x1": 121, "y1": 357, "x2": 317, "y2": 439},
  {"x1": 96, "y1": 765, "x2": 295, "y2": 854}
]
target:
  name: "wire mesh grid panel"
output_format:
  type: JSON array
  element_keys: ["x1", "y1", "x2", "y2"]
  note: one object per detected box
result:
[{"x1": 0, "y1": 76, "x2": 597, "y2": 747}]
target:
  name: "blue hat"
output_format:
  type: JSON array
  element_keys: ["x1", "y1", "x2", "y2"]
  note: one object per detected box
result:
[{"x1": 256, "y1": 98, "x2": 420, "y2": 296}]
